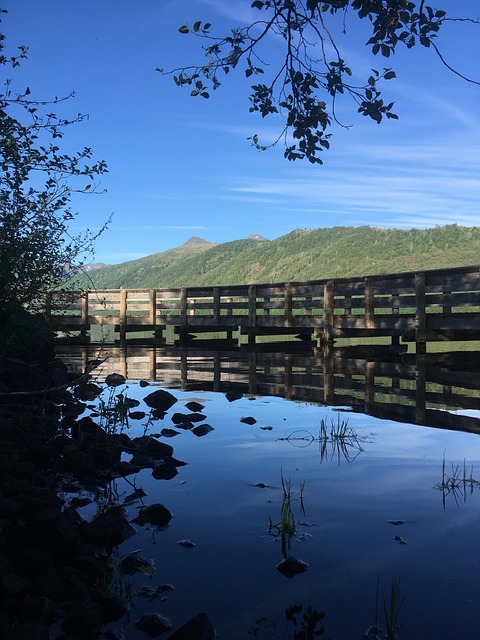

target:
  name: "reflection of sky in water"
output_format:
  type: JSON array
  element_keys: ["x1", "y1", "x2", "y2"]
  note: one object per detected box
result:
[{"x1": 89, "y1": 385, "x2": 480, "y2": 640}]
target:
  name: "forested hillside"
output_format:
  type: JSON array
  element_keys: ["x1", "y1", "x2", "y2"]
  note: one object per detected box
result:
[{"x1": 70, "y1": 225, "x2": 480, "y2": 289}]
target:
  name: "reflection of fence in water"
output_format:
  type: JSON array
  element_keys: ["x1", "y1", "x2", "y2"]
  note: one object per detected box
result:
[{"x1": 57, "y1": 345, "x2": 480, "y2": 435}]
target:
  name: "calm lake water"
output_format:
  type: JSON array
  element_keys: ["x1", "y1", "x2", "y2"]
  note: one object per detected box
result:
[{"x1": 59, "y1": 345, "x2": 480, "y2": 639}]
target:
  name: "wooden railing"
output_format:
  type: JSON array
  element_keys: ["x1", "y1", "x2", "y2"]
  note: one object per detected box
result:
[{"x1": 45, "y1": 264, "x2": 480, "y2": 348}]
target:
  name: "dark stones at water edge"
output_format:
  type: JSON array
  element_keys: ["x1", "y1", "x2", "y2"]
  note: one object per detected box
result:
[
  {"x1": 167, "y1": 612, "x2": 216, "y2": 639},
  {"x1": 135, "y1": 612, "x2": 173, "y2": 636},
  {"x1": 185, "y1": 401, "x2": 205, "y2": 412},
  {"x1": 133, "y1": 503, "x2": 173, "y2": 527},
  {"x1": 131, "y1": 435, "x2": 174, "y2": 458},
  {"x1": 144, "y1": 389, "x2": 178, "y2": 411},
  {"x1": 276, "y1": 556, "x2": 309, "y2": 579},
  {"x1": 192, "y1": 424, "x2": 214, "y2": 437},
  {"x1": 172, "y1": 412, "x2": 206, "y2": 424},
  {"x1": 105, "y1": 372, "x2": 127, "y2": 387},
  {"x1": 80, "y1": 505, "x2": 136, "y2": 548}
]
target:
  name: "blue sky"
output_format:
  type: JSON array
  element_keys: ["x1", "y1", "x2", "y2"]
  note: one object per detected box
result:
[{"x1": 5, "y1": 0, "x2": 480, "y2": 264}]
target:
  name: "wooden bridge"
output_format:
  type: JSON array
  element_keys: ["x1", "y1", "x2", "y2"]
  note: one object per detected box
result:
[{"x1": 47, "y1": 264, "x2": 480, "y2": 351}]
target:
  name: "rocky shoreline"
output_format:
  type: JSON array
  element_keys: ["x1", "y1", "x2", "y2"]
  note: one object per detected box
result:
[{"x1": 0, "y1": 351, "x2": 215, "y2": 639}]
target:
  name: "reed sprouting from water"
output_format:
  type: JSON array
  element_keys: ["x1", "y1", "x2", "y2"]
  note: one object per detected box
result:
[
  {"x1": 269, "y1": 471, "x2": 306, "y2": 558},
  {"x1": 436, "y1": 452, "x2": 480, "y2": 508},
  {"x1": 319, "y1": 416, "x2": 364, "y2": 464}
]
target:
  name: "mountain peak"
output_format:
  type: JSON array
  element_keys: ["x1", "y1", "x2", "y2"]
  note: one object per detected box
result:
[
  {"x1": 183, "y1": 236, "x2": 212, "y2": 245},
  {"x1": 248, "y1": 234, "x2": 269, "y2": 241}
]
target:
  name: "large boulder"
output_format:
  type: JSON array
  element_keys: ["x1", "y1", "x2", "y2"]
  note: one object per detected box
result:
[{"x1": 144, "y1": 389, "x2": 178, "y2": 411}]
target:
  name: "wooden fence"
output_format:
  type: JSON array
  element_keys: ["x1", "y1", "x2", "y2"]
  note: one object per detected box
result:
[
  {"x1": 46, "y1": 264, "x2": 480, "y2": 349},
  {"x1": 56, "y1": 345, "x2": 480, "y2": 435}
]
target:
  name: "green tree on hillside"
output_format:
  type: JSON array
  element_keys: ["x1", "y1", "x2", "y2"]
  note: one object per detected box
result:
[
  {"x1": 162, "y1": 1, "x2": 479, "y2": 163},
  {"x1": 0, "y1": 9, "x2": 108, "y2": 324}
]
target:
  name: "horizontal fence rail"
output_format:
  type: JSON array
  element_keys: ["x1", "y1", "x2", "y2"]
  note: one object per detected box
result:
[{"x1": 44, "y1": 264, "x2": 480, "y2": 349}]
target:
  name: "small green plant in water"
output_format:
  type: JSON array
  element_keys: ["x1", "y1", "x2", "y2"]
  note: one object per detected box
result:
[
  {"x1": 436, "y1": 453, "x2": 480, "y2": 508},
  {"x1": 364, "y1": 576, "x2": 404, "y2": 640},
  {"x1": 319, "y1": 416, "x2": 364, "y2": 464},
  {"x1": 384, "y1": 577, "x2": 403, "y2": 640},
  {"x1": 269, "y1": 472, "x2": 306, "y2": 558}
]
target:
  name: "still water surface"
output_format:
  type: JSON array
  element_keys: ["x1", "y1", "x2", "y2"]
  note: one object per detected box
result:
[{"x1": 61, "y1": 347, "x2": 480, "y2": 639}]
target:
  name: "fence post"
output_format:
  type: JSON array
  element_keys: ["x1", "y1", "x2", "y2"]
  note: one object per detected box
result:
[
  {"x1": 180, "y1": 288, "x2": 188, "y2": 327},
  {"x1": 365, "y1": 277, "x2": 375, "y2": 329},
  {"x1": 415, "y1": 272, "x2": 426, "y2": 355},
  {"x1": 284, "y1": 283, "x2": 293, "y2": 327},
  {"x1": 365, "y1": 360, "x2": 375, "y2": 411},
  {"x1": 149, "y1": 289, "x2": 157, "y2": 326},
  {"x1": 213, "y1": 287, "x2": 221, "y2": 324},
  {"x1": 119, "y1": 290, "x2": 127, "y2": 342},
  {"x1": 323, "y1": 281, "x2": 335, "y2": 344},
  {"x1": 248, "y1": 285, "x2": 257, "y2": 346},
  {"x1": 415, "y1": 356, "x2": 426, "y2": 423},
  {"x1": 81, "y1": 292, "x2": 88, "y2": 327}
]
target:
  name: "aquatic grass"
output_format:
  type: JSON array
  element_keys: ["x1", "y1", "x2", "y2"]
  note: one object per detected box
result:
[
  {"x1": 97, "y1": 385, "x2": 131, "y2": 435},
  {"x1": 383, "y1": 577, "x2": 403, "y2": 640},
  {"x1": 364, "y1": 576, "x2": 403, "y2": 640},
  {"x1": 269, "y1": 472, "x2": 306, "y2": 558},
  {"x1": 436, "y1": 453, "x2": 480, "y2": 508},
  {"x1": 280, "y1": 416, "x2": 366, "y2": 465},
  {"x1": 319, "y1": 416, "x2": 364, "y2": 464}
]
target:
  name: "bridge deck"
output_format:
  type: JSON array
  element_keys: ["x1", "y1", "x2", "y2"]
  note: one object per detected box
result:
[{"x1": 45, "y1": 264, "x2": 480, "y2": 350}]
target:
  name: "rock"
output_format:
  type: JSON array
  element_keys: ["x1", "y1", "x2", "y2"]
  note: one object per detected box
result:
[
  {"x1": 185, "y1": 401, "x2": 205, "y2": 412},
  {"x1": 14, "y1": 507, "x2": 78, "y2": 559},
  {"x1": 160, "y1": 428, "x2": 181, "y2": 437},
  {"x1": 105, "y1": 373, "x2": 126, "y2": 387},
  {"x1": 240, "y1": 416, "x2": 256, "y2": 425},
  {"x1": 121, "y1": 551, "x2": 155, "y2": 576},
  {"x1": 92, "y1": 590, "x2": 130, "y2": 624},
  {"x1": 177, "y1": 539, "x2": 195, "y2": 548},
  {"x1": 173, "y1": 421, "x2": 194, "y2": 430},
  {"x1": 171, "y1": 412, "x2": 205, "y2": 424},
  {"x1": 139, "y1": 380, "x2": 150, "y2": 387},
  {"x1": 276, "y1": 556, "x2": 309, "y2": 578},
  {"x1": 152, "y1": 462, "x2": 178, "y2": 480},
  {"x1": 72, "y1": 415, "x2": 109, "y2": 446},
  {"x1": 192, "y1": 424, "x2": 214, "y2": 437},
  {"x1": 80, "y1": 506, "x2": 136, "y2": 547},
  {"x1": 135, "y1": 613, "x2": 173, "y2": 637},
  {"x1": 168, "y1": 612, "x2": 216, "y2": 639},
  {"x1": 170, "y1": 457, "x2": 188, "y2": 467},
  {"x1": 225, "y1": 391, "x2": 243, "y2": 402},
  {"x1": 74, "y1": 381, "x2": 103, "y2": 401},
  {"x1": 129, "y1": 411, "x2": 146, "y2": 420},
  {"x1": 132, "y1": 436, "x2": 174, "y2": 459},
  {"x1": 133, "y1": 503, "x2": 172, "y2": 527},
  {"x1": 144, "y1": 389, "x2": 178, "y2": 411}
]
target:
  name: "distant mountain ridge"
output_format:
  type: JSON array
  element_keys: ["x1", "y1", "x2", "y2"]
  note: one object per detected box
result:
[{"x1": 70, "y1": 225, "x2": 480, "y2": 290}]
